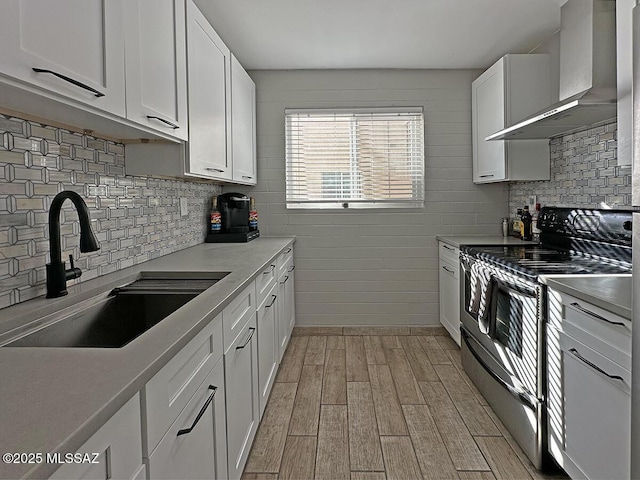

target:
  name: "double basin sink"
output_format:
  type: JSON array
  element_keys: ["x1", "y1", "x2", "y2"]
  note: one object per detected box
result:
[{"x1": 2, "y1": 272, "x2": 230, "y2": 348}]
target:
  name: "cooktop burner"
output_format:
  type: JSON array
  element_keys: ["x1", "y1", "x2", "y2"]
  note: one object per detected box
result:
[{"x1": 464, "y1": 244, "x2": 632, "y2": 279}]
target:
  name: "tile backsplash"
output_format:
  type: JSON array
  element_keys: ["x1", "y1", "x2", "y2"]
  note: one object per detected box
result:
[
  {"x1": 509, "y1": 122, "x2": 631, "y2": 218},
  {"x1": 0, "y1": 115, "x2": 221, "y2": 309}
]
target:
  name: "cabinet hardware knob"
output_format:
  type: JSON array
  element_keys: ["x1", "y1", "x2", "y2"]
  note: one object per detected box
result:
[
  {"x1": 176, "y1": 385, "x2": 218, "y2": 436},
  {"x1": 32, "y1": 68, "x2": 105, "y2": 97}
]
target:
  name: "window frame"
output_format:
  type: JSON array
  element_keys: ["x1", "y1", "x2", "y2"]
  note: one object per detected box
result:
[{"x1": 285, "y1": 107, "x2": 425, "y2": 210}]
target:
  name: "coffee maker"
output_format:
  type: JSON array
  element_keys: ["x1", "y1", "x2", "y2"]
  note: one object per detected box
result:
[{"x1": 206, "y1": 192, "x2": 260, "y2": 243}]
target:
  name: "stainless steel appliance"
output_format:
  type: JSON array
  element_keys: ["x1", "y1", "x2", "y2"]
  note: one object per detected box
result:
[{"x1": 460, "y1": 207, "x2": 632, "y2": 470}]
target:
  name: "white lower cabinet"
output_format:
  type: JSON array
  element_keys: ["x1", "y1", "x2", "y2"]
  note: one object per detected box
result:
[
  {"x1": 142, "y1": 314, "x2": 226, "y2": 479},
  {"x1": 147, "y1": 358, "x2": 227, "y2": 480},
  {"x1": 224, "y1": 315, "x2": 260, "y2": 480},
  {"x1": 257, "y1": 282, "x2": 278, "y2": 416},
  {"x1": 547, "y1": 289, "x2": 631, "y2": 480},
  {"x1": 276, "y1": 246, "x2": 295, "y2": 362},
  {"x1": 50, "y1": 394, "x2": 144, "y2": 480},
  {"x1": 438, "y1": 242, "x2": 460, "y2": 346}
]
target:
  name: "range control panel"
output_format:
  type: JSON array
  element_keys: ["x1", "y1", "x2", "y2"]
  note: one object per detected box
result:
[{"x1": 537, "y1": 207, "x2": 633, "y2": 242}]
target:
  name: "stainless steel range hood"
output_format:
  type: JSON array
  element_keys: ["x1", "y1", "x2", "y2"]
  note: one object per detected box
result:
[{"x1": 487, "y1": 0, "x2": 617, "y2": 141}]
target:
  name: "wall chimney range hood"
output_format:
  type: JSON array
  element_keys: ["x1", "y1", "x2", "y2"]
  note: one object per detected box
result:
[{"x1": 486, "y1": 0, "x2": 617, "y2": 141}]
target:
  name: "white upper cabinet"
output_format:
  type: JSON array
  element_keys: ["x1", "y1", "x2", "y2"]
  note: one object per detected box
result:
[
  {"x1": 231, "y1": 55, "x2": 257, "y2": 185},
  {"x1": 185, "y1": 0, "x2": 232, "y2": 180},
  {"x1": 472, "y1": 54, "x2": 551, "y2": 183},
  {"x1": 124, "y1": 0, "x2": 188, "y2": 141},
  {"x1": 0, "y1": 0, "x2": 126, "y2": 117},
  {"x1": 616, "y1": 0, "x2": 634, "y2": 167}
]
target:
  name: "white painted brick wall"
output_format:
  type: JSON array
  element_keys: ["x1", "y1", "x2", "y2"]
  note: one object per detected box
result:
[{"x1": 231, "y1": 69, "x2": 509, "y2": 326}]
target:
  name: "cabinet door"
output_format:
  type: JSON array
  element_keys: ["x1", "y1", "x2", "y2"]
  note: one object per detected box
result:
[
  {"x1": 50, "y1": 394, "x2": 143, "y2": 480},
  {"x1": 0, "y1": 0, "x2": 125, "y2": 116},
  {"x1": 225, "y1": 316, "x2": 259, "y2": 480},
  {"x1": 472, "y1": 58, "x2": 507, "y2": 183},
  {"x1": 438, "y1": 257, "x2": 460, "y2": 346},
  {"x1": 231, "y1": 55, "x2": 257, "y2": 184},
  {"x1": 285, "y1": 263, "x2": 296, "y2": 338},
  {"x1": 277, "y1": 274, "x2": 290, "y2": 362},
  {"x1": 559, "y1": 332, "x2": 631, "y2": 480},
  {"x1": 124, "y1": 0, "x2": 188, "y2": 140},
  {"x1": 185, "y1": 0, "x2": 232, "y2": 180},
  {"x1": 147, "y1": 359, "x2": 228, "y2": 480},
  {"x1": 257, "y1": 283, "x2": 278, "y2": 416}
]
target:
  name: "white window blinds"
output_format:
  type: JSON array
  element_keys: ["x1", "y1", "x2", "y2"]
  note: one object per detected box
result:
[{"x1": 285, "y1": 107, "x2": 425, "y2": 209}]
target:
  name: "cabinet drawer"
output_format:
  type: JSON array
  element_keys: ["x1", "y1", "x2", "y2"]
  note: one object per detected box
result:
[
  {"x1": 143, "y1": 315, "x2": 223, "y2": 454},
  {"x1": 438, "y1": 242, "x2": 459, "y2": 264},
  {"x1": 255, "y1": 261, "x2": 277, "y2": 306},
  {"x1": 276, "y1": 245, "x2": 294, "y2": 279},
  {"x1": 223, "y1": 281, "x2": 256, "y2": 352},
  {"x1": 147, "y1": 357, "x2": 227, "y2": 480},
  {"x1": 50, "y1": 394, "x2": 142, "y2": 480},
  {"x1": 559, "y1": 331, "x2": 630, "y2": 480},
  {"x1": 559, "y1": 292, "x2": 631, "y2": 370}
]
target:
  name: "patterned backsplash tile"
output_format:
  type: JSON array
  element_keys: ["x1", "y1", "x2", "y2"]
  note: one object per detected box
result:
[
  {"x1": 0, "y1": 115, "x2": 221, "y2": 309},
  {"x1": 509, "y1": 121, "x2": 631, "y2": 218}
]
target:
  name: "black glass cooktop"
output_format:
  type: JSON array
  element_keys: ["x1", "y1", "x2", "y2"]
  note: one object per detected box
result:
[{"x1": 463, "y1": 244, "x2": 632, "y2": 279}]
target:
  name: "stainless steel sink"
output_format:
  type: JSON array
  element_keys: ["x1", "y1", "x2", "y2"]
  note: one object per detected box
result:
[{"x1": 3, "y1": 272, "x2": 230, "y2": 348}]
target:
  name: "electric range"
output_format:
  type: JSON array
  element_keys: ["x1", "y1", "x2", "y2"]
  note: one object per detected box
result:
[{"x1": 458, "y1": 206, "x2": 632, "y2": 471}]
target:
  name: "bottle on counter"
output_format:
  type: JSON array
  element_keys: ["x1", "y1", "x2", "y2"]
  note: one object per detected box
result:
[
  {"x1": 249, "y1": 197, "x2": 258, "y2": 231},
  {"x1": 521, "y1": 205, "x2": 533, "y2": 241},
  {"x1": 502, "y1": 218, "x2": 509, "y2": 237},
  {"x1": 209, "y1": 196, "x2": 221, "y2": 233}
]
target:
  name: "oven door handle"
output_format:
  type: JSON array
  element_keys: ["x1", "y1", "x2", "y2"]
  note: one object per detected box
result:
[
  {"x1": 461, "y1": 329, "x2": 537, "y2": 410},
  {"x1": 491, "y1": 276, "x2": 537, "y2": 298}
]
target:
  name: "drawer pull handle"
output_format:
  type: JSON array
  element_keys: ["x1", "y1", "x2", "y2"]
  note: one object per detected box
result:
[
  {"x1": 32, "y1": 68, "x2": 105, "y2": 97},
  {"x1": 479, "y1": 174, "x2": 494, "y2": 178},
  {"x1": 242, "y1": 175, "x2": 253, "y2": 179},
  {"x1": 288, "y1": 265, "x2": 295, "y2": 272},
  {"x1": 266, "y1": 294, "x2": 277, "y2": 308},
  {"x1": 236, "y1": 327, "x2": 256, "y2": 350},
  {"x1": 280, "y1": 275, "x2": 289, "y2": 285},
  {"x1": 443, "y1": 244, "x2": 455, "y2": 251},
  {"x1": 442, "y1": 265, "x2": 455, "y2": 274},
  {"x1": 568, "y1": 348, "x2": 625, "y2": 383},
  {"x1": 146, "y1": 115, "x2": 179, "y2": 129},
  {"x1": 263, "y1": 264, "x2": 276, "y2": 275},
  {"x1": 569, "y1": 302, "x2": 626, "y2": 326},
  {"x1": 176, "y1": 385, "x2": 218, "y2": 436},
  {"x1": 205, "y1": 167, "x2": 225, "y2": 173},
  {"x1": 285, "y1": 248, "x2": 292, "y2": 254}
]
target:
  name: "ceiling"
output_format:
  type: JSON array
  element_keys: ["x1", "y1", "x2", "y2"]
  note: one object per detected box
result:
[{"x1": 193, "y1": 0, "x2": 566, "y2": 70}]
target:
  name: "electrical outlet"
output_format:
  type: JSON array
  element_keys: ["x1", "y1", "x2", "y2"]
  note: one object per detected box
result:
[
  {"x1": 180, "y1": 198, "x2": 188, "y2": 217},
  {"x1": 528, "y1": 195, "x2": 537, "y2": 207}
]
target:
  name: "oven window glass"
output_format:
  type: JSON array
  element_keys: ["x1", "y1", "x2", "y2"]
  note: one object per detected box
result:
[{"x1": 494, "y1": 288, "x2": 523, "y2": 357}]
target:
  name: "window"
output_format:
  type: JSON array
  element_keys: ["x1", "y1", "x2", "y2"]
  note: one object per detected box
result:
[{"x1": 285, "y1": 107, "x2": 424, "y2": 209}]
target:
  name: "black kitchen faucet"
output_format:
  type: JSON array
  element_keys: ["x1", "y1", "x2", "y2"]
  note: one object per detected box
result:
[{"x1": 46, "y1": 191, "x2": 100, "y2": 298}]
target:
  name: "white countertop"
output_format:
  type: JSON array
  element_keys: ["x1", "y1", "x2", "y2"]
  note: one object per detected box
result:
[
  {"x1": 436, "y1": 235, "x2": 535, "y2": 248},
  {"x1": 544, "y1": 275, "x2": 632, "y2": 320},
  {"x1": 0, "y1": 238, "x2": 294, "y2": 480}
]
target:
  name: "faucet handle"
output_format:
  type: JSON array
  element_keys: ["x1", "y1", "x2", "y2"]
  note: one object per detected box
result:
[{"x1": 65, "y1": 254, "x2": 82, "y2": 281}]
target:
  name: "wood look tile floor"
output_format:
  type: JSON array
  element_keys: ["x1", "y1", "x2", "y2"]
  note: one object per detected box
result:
[{"x1": 242, "y1": 328, "x2": 567, "y2": 480}]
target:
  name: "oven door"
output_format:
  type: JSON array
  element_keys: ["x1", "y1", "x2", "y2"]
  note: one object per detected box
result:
[{"x1": 460, "y1": 256, "x2": 541, "y2": 398}]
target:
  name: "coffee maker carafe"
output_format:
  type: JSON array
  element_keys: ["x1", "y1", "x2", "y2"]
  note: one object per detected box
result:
[{"x1": 205, "y1": 193, "x2": 260, "y2": 243}]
